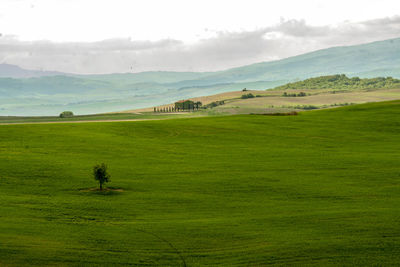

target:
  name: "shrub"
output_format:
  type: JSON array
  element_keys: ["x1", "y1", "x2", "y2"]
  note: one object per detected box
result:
[
  {"x1": 241, "y1": 93, "x2": 255, "y2": 99},
  {"x1": 301, "y1": 105, "x2": 318, "y2": 110},
  {"x1": 282, "y1": 92, "x2": 306, "y2": 97},
  {"x1": 297, "y1": 92, "x2": 306, "y2": 97},
  {"x1": 205, "y1": 100, "x2": 225, "y2": 108},
  {"x1": 59, "y1": 111, "x2": 74, "y2": 118}
]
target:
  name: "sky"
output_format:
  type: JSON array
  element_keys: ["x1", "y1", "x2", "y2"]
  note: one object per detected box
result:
[{"x1": 0, "y1": 0, "x2": 400, "y2": 74}]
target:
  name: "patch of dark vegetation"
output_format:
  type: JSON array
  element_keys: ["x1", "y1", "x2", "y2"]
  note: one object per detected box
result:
[
  {"x1": 79, "y1": 187, "x2": 124, "y2": 192},
  {"x1": 241, "y1": 93, "x2": 255, "y2": 99},
  {"x1": 294, "y1": 105, "x2": 319, "y2": 110},
  {"x1": 321, "y1": 102, "x2": 356, "y2": 108},
  {"x1": 282, "y1": 91, "x2": 307, "y2": 97},
  {"x1": 279, "y1": 105, "x2": 319, "y2": 110},
  {"x1": 278, "y1": 103, "x2": 356, "y2": 110},
  {"x1": 251, "y1": 111, "x2": 298, "y2": 116},
  {"x1": 205, "y1": 100, "x2": 225, "y2": 108},
  {"x1": 274, "y1": 74, "x2": 400, "y2": 90},
  {"x1": 79, "y1": 187, "x2": 124, "y2": 196},
  {"x1": 59, "y1": 111, "x2": 74, "y2": 118}
]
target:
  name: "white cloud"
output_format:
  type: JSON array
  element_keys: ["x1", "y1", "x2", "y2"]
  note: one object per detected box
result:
[
  {"x1": 0, "y1": 16, "x2": 400, "y2": 73},
  {"x1": 1, "y1": 0, "x2": 400, "y2": 42}
]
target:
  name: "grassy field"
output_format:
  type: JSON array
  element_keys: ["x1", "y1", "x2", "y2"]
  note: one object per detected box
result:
[
  {"x1": 124, "y1": 87, "x2": 400, "y2": 115},
  {"x1": 212, "y1": 88, "x2": 400, "y2": 114},
  {"x1": 0, "y1": 112, "x2": 201, "y2": 124},
  {"x1": 0, "y1": 101, "x2": 399, "y2": 265}
]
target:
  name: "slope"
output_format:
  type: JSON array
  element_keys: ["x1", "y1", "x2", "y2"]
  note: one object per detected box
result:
[
  {"x1": 1, "y1": 37, "x2": 399, "y2": 115},
  {"x1": 0, "y1": 101, "x2": 399, "y2": 265}
]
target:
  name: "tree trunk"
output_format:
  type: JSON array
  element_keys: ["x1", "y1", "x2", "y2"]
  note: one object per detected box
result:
[{"x1": 100, "y1": 182, "x2": 103, "y2": 190}]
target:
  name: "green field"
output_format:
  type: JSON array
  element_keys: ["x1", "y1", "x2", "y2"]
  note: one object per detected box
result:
[
  {"x1": 0, "y1": 101, "x2": 399, "y2": 265},
  {"x1": 0, "y1": 112, "x2": 200, "y2": 124}
]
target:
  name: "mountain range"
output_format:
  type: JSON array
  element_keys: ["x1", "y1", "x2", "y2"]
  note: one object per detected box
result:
[{"x1": 0, "y1": 37, "x2": 399, "y2": 116}]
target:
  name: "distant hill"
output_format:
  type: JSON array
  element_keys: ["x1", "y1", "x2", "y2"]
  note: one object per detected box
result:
[
  {"x1": 273, "y1": 74, "x2": 400, "y2": 90},
  {"x1": 0, "y1": 63, "x2": 65, "y2": 78},
  {"x1": 190, "y1": 37, "x2": 400, "y2": 85},
  {"x1": 0, "y1": 37, "x2": 400, "y2": 115}
]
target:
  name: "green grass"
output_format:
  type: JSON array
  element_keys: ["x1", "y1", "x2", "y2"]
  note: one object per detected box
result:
[
  {"x1": 273, "y1": 74, "x2": 400, "y2": 90},
  {"x1": 0, "y1": 101, "x2": 399, "y2": 266},
  {"x1": 0, "y1": 112, "x2": 200, "y2": 124},
  {"x1": 208, "y1": 87, "x2": 400, "y2": 115}
]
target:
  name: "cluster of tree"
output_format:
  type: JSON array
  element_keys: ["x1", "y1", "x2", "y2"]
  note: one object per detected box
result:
[
  {"x1": 279, "y1": 105, "x2": 319, "y2": 110},
  {"x1": 205, "y1": 100, "x2": 225, "y2": 108},
  {"x1": 274, "y1": 74, "x2": 400, "y2": 90},
  {"x1": 321, "y1": 102, "x2": 355, "y2": 108},
  {"x1": 279, "y1": 102, "x2": 355, "y2": 110},
  {"x1": 59, "y1": 111, "x2": 74, "y2": 118},
  {"x1": 293, "y1": 105, "x2": 319, "y2": 110},
  {"x1": 282, "y1": 92, "x2": 307, "y2": 97},
  {"x1": 154, "y1": 106, "x2": 177, "y2": 112},
  {"x1": 154, "y1": 100, "x2": 202, "y2": 112},
  {"x1": 241, "y1": 93, "x2": 255, "y2": 99},
  {"x1": 174, "y1": 100, "x2": 202, "y2": 111}
]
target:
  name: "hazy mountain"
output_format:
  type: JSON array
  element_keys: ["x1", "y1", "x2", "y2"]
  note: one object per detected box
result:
[
  {"x1": 187, "y1": 37, "x2": 400, "y2": 85},
  {"x1": 0, "y1": 63, "x2": 66, "y2": 78},
  {"x1": 0, "y1": 37, "x2": 399, "y2": 116}
]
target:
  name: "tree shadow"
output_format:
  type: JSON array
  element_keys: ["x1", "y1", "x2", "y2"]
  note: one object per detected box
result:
[{"x1": 78, "y1": 187, "x2": 124, "y2": 196}]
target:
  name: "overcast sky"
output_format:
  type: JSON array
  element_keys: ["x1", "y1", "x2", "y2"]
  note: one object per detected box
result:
[{"x1": 1, "y1": 0, "x2": 400, "y2": 74}]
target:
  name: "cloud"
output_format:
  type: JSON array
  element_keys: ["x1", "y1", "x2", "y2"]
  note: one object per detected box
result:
[
  {"x1": 1, "y1": 16, "x2": 400, "y2": 74},
  {"x1": 265, "y1": 16, "x2": 400, "y2": 47}
]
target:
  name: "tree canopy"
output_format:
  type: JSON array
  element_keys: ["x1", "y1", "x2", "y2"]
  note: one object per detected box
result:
[
  {"x1": 93, "y1": 163, "x2": 110, "y2": 190},
  {"x1": 59, "y1": 111, "x2": 74, "y2": 118},
  {"x1": 274, "y1": 74, "x2": 400, "y2": 90}
]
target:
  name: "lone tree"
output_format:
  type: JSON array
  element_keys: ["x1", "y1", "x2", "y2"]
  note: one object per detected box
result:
[
  {"x1": 93, "y1": 163, "x2": 110, "y2": 190},
  {"x1": 59, "y1": 111, "x2": 74, "y2": 118}
]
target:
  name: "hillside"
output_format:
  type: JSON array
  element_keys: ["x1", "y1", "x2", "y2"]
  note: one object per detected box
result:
[
  {"x1": 130, "y1": 74, "x2": 400, "y2": 115},
  {"x1": 0, "y1": 101, "x2": 399, "y2": 265},
  {"x1": 182, "y1": 37, "x2": 400, "y2": 84},
  {"x1": 0, "y1": 63, "x2": 65, "y2": 78},
  {"x1": 273, "y1": 74, "x2": 400, "y2": 90},
  {"x1": 2, "y1": 73, "x2": 399, "y2": 121},
  {"x1": 1, "y1": 38, "x2": 400, "y2": 116}
]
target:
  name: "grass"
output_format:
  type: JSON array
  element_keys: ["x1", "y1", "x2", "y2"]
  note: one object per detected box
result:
[
  {"x1": 0, "y1": 101, "x2": 399, "y2": 265},
  {"x1": 125, "y1": 87, "x2": 400, "y2": 116},
  {"x1": 0, "y1": 112, "x2": 200, "y2": 124},
  {"x1": 212, "y1": 88, "x2": 400, "y2": 113}
]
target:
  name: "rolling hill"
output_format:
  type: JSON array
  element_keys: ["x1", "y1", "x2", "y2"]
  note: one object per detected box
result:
[
  {"x1": 1, "y1": 37, "x2": 400, "y2": 116},
  {"x1": 0, "y1": 63, "x2": 65, "y2": 78},
  {"x1": 273, "y1": 74, "x2": 400, "y2": 90},
  {"x1": 122, "y1": 75, "x2": 400, "y2": 114},
  {"x1": 0, "y1": 101, "x2": 399, "y2": 265}
]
